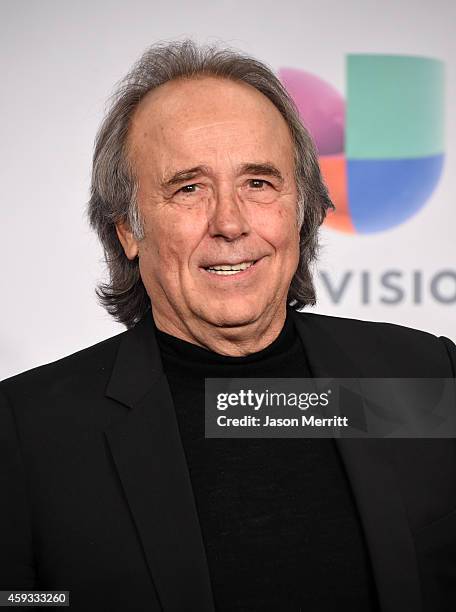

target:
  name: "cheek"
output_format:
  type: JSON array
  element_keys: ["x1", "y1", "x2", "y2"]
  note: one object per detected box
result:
[
  {"x1": 255, "y1": 206, "x2": 300, "y2": 254},
  {"x1": 143, "y1": 212, "x2": 205, "y2": 268}
]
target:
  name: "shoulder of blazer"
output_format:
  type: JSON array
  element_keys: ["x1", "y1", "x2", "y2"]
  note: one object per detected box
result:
[
  {"x1": 291, "y1": 309, "x2": 455, "y2": 377},
  {"x1": 0, "y1": 328, "x2": 128, "y2": 404}
]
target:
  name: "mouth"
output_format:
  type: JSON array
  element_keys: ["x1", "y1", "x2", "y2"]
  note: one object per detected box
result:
[{"x1": 200, "y1": 258, "x2": 263, "y2": 278}]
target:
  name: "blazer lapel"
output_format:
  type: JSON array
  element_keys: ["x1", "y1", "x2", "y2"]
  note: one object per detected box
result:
[
  {"x1": 104, "y1": 310, "x2": 214, "y2": 612},
  {"x1": 292, "y1": 309, "x2": 422, "y2": 612}
]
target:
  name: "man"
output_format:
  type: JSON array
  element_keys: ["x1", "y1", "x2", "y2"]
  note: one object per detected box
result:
[{"x1": 1, "y1": 40, "x2": 455, "y2": 612}]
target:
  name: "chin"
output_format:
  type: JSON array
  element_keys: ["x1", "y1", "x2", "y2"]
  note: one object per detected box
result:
[{"x1": 197, "y1": 297, "x2": 263, "y2": 329}]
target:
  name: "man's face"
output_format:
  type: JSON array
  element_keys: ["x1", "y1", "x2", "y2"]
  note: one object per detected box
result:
[{"x1": 121, "y1": 76, "x2": 300, "y2": 335}]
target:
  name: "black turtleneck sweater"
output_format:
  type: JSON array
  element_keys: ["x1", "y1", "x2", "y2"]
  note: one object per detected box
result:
[{"x1": 155, "y1": 310, "x2": 379, "y2": 611}]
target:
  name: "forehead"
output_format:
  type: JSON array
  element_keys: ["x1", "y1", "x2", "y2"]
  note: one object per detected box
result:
[{"x1": 127, "y1": 76, "x2": 294, "y2": 167}]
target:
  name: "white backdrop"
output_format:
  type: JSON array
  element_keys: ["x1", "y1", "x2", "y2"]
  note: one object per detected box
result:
[{"x1": 1, "y1": 0, "x2": 455, "y2": 380}]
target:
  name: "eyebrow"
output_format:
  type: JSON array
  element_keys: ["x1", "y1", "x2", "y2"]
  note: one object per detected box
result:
[
  {"x1": 160, "y1": 162, "x2": 285, "y2": 189},
  {"x1": 161, "y1": 165, "x2": 211, "y2": 189}
]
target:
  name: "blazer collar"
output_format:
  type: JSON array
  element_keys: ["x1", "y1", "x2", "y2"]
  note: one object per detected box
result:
[
  {"x1": 105, "y1": 310, "x2": 163, "y2": 408},
  {"x1": 104, "y1": 307, "x2": 422, "y2": 612},
  {"x1": 105, "y1": 309, "x2": 215, "y2": 611}
]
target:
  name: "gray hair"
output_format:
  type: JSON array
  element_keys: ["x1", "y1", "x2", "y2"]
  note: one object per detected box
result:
[{"x1": 87, "y1": 39, "x2": 334, "y2": 328}]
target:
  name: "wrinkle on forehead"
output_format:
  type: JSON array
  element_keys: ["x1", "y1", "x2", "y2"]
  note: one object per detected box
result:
[{"x1": 184, "y1": 120, "x2": 245, "y2": 134}]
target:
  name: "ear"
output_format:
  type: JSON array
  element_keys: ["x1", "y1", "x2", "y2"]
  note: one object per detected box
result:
[{"x1": 115, "y1": 220, "x2": 140, "y2": 260}]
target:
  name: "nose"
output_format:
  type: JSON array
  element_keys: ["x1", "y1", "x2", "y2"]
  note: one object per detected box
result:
[{"x1": 207, "y1": 186, "x2": 251, "y2": 241}]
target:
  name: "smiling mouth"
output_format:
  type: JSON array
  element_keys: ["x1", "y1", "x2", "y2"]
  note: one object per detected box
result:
[{"x1": 203, "y1": 260, "x2": 258, "y2": 276}]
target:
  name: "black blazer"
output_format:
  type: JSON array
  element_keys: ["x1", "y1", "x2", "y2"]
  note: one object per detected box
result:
[{"x1": 1, "y1": 309, "x2": 456, "y2": 612}]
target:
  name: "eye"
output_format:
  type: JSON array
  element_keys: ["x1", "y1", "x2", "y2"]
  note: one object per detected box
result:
[
  {"x1": 248, "y1": 179, "x2": 272, "y2": 189},
  {"x1": 177, "y1": 183, "x2": 200, "y2": 194}
]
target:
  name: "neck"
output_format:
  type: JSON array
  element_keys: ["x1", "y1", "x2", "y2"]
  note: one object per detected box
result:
[{"x1": 151, "y1": 303, "x2": 288, "y2": 357}]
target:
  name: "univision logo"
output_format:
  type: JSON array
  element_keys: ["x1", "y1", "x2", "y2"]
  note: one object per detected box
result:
[{"x1": 279, "y1": 54, "x2": 445, "y2": 233}]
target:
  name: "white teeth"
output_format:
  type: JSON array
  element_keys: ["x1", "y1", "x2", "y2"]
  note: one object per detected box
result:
[
  {"x1": 207, "y1": 269, "x2": 243, "y2": 275},
  {"x1": 206, "y1": 261, "x2": 255, "y2": 275}
]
